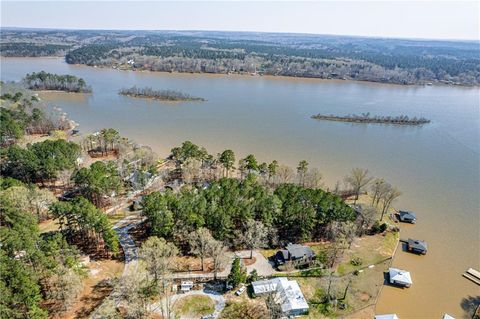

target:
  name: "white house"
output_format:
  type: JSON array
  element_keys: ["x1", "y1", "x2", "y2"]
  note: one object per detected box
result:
[
  {"x1": 252, "y1": 277, "x2": 287, "y2": 295},
  {"x1": 252, "y1": 277, "x2": 309, "y2": 316}
]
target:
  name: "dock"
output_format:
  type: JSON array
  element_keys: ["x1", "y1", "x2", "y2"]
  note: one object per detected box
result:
[{"x1": 462, "y1": 268, "x2": 480, "y2": 286}]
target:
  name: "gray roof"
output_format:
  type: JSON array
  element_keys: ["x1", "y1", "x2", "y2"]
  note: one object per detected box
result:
[
  {"x1": 408, "y1": 239, "x2": 427, "y2": 251},
  {"x1": 286, "y1": 243, "x2": 315, "y2": 259},
  {"x1": 399, "y1": 211, "x2": 416, "y2": 218}
]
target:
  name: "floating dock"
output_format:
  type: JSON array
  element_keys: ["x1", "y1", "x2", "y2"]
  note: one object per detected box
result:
[{"x1": 462, "y1": 268, "x2": 480, "y2": 286}]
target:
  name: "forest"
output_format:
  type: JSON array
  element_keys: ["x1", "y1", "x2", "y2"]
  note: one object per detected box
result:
[
  {"x1": 1, "y1": 29, "x2": 479, "y2": 85},
  {"x1": 23, "y1": 71, "x2": 92, "y2": 93},
  {"x1": 119, "y1": 86, "x2": 205, "y2": 101},
  {"x1": 0, "y1": 85, "x2": 403, "y2": 318}
]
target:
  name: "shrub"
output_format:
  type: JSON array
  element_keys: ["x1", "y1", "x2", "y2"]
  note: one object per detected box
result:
[{"x1": 350, "y1": 257, "x2": 363, "y2": 266}]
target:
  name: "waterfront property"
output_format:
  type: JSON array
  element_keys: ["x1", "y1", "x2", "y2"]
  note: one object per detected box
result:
[
  {"x1": 388, "y1": 268, "x2": 413, "y2": 288},
  {"x1": 274, "y1": 243, "x2": 315, "y2": 268},
  {"x1": 251, "y1": 277, "x2": 309, "y2": 316}
]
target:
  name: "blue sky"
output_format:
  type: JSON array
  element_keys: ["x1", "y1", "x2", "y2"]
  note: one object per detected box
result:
[{"x1": 1, "y1": 1, "x2": 478, "y2": 40}]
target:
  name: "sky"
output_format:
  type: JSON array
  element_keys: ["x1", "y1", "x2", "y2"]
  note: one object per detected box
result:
[{"x1": 1, "y1": 1, "x2": 479, "y2": 41}]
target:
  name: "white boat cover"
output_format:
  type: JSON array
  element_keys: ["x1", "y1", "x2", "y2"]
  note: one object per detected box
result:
[{"x1": 389, "y1": 267, "x2": 413, "y2": 285}]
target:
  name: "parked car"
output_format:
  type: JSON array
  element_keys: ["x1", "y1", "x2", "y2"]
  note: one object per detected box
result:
[{"x1": 235, "y1": 285, "x2": 246, "y2": 296}]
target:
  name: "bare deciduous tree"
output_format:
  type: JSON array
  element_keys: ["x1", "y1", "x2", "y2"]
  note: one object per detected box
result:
[
  {"x1": 188, "y1": 227, "x2": 215, "y2": 271},
  {"x1": 238, "y1": 219, "x2": 269, "y2": 259},
  {"x1": 207, "y1": 239, "x2": 229, "y2": 280},
  {"x1": 344, "y1": 168, "x2": 373, "y2": 203}
]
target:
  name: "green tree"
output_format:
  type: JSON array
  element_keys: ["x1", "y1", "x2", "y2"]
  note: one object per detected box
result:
[
  {"x1": 227, "y1": 257, "x2": 246, "y2": 288},
  {"x1": 73, "y1": 161, "x2": 123, "y2": 207},
  {"x1": 219, "y1": 150, "x2": 235, "y2": 177},
  {"x1": 267, "y1": 160, "x2": 279, "y2": 184},
  {"x1": 296, "y1": 160, "x2": 309, "y2": 186}
]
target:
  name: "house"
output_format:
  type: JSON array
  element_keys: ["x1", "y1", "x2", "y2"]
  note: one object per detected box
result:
[
  {"x1": 251, "y1": 278, "x2": 309, "y2": 316},
  {"x1": 398, "y1": 211, "x2": 417, "y2": 224},
  {"x1": 407, "y1": 239, "x2": 427, "y2": 255},
  {"x1": 375, "y1": 315, "x2": 399, "y2": 319},
  {"x1": 389, "y1": 268, "x2": 413, "y2": 288},
  {"x1": 274, "y1": 243, "x2": 315, "y2": 268},
  {"x1": 276, "y1": 278, "x2": 309, "y2": 316},
  {"x1": 252, "y1": 277, "x2": 288, "y2": 295}
]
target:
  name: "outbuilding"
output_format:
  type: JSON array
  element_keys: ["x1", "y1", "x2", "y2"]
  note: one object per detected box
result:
[
  {"x1": 398, "y1": 211, "x2": 417, "y2": 223},
  {"x1": 407, "y1": 239, "x2": 428, "y2": 255},
  {"x1": 375, "y1": 315, "x2": 399, "y2": 319},
  {"x1": 389, "y1": 268, "x2": 413, "y2": 288}
]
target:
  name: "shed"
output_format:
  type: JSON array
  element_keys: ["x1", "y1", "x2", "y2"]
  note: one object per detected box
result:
[
  {"x1": 407, "y1": 239, "x2": 428, "y2": 255},
  {"x1": 375, "y1": 315, "x2": 399, "y2": 319},
  {"x1": 180, "y1": 281, "x2": 194, "y2": 292},
  {"x1": 398, "y1": 211, "x2": 417, "y2": 223},
  {"x1": 443, "y1": 315, "x2": 455, "y2": 319},
  {"x1": 389, "y1": 268, "x2": 412, "y2": 287}
]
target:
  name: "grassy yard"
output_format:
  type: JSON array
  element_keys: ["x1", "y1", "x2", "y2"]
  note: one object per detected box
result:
[
  {"x1": 173, "y1": 295, "x2": 215, "y2": 318},
  {"x1": 336, "y1": 231, "x2": 399, "y2": 276},
  {"x1": 293, "y1": 231, "x2": 398, "y2": 318},
  {"x1": 220, "y1": 297, "x2": 269, "y2": 319}
]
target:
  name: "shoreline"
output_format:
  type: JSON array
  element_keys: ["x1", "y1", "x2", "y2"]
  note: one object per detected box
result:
[{"x1": 2, "y1": 56, "x2": 478, "y2": 89}]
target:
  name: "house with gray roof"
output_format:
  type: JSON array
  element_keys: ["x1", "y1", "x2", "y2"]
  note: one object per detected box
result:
[{"x1": 274, "y1": 243, "x2": 315, "y2": 268}]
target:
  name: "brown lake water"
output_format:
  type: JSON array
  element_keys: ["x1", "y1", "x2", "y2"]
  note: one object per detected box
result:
[{"x1": 1, "y1": 57, "x2": 479, "y2": 318}]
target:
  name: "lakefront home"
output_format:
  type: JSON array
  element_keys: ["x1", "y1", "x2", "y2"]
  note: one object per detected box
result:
[{"x1": 274, "y1": 243, "x2": 315, "y2": 268}]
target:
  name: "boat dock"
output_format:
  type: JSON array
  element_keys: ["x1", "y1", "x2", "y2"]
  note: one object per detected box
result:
[{"x1": 462, "y1": 268, "x2": 480, "y2": 285}]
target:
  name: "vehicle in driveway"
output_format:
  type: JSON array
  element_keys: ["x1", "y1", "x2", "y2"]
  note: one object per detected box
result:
[{"x1": 235, "y1": 285, "x2": 246, "y2": 296}]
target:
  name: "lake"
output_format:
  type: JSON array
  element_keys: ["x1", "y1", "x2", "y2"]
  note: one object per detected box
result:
[{"x1": 1, "y1": 57, "x2": 479, "y2": 318}]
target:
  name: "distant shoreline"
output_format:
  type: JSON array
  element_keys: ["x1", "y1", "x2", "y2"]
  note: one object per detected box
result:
[{"x1": 1, "y1": 56, "x2": 477, "y2": 88}]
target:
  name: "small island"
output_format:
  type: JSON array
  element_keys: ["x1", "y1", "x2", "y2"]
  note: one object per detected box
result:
[
  {"x1": 119, "y1": 86, "x2": 205, "y2": 102},
  {"x1": 311, "y1": 113, "x2": 430, "y2": 125},
  {"x1": 23, "y1": 71, "x2": 92, "y2": 93}
]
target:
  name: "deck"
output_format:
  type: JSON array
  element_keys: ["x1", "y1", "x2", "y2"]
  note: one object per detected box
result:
[{"x1": 462, "y1": 268, "x2": 480, "y2": 286}]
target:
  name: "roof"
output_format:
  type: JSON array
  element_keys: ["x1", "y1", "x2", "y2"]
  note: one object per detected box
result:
[
  {"x1": 252, "y1": 277, "x2": 288, "y2": 295},
  {"x1": 408, "y1": 239, "x2": 427, "y2": 251},
  {"x1": 399, "y1": 211, "x2": 416, "y2": 218},
  {"x1": 389, "y1": 268, "x2": 413, "y2": 285},
  {"x1": 443, "y1": 315, "x2": 455, "y2": 319},
  {"x1": 375, "y1": 315, "x2": 399, "y2": 319},
  {"x1": 276, "y1": 279, "x2": 309, "y2": 312},
  {"x1": 286, "y1": 243, "x2": 315, "y2": 259}
]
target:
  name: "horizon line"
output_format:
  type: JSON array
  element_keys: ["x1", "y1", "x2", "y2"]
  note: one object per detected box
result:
[{"x1": 1, "y1": 26, "x2": 478, "y2": 43}]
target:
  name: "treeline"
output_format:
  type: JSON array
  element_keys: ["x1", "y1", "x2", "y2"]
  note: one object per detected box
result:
[
  {"x1": 0, "y1": 42, "x2": 71, "y2": 57},
  {"x1": 2, "y1": 29, "x2": 479, "y2": 85},
  {"x1": 311, "y1": 113, "x2": 431, "y2": 125},
  {"x1": 119, "y1": 86, "x2": 205, "y2": 101},
  {"x1": 65, "y1": 43, "x2": 479, "y2": 85},
  {"x1": 1, "y1": 84, "x2": 73, "y2": 145},
  {"x1": 23, "y1": 71, "x2": 92, "y2": 93},
  {"x1": 0, "y1": 180, "x2": 85, "y2": 318},
  {"x1": 142, "y1": 178, "x2": 355, "y2": 249}
]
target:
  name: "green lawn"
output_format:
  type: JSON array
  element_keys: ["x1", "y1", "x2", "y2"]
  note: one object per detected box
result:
[{"x1": 173, "y1": 294, "x2": 215, "y2": 318}]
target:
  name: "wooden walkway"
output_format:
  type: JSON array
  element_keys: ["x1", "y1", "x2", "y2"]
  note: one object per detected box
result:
[{"x1": 462, "y1": 268, "x2": 480, "y2": 286}]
